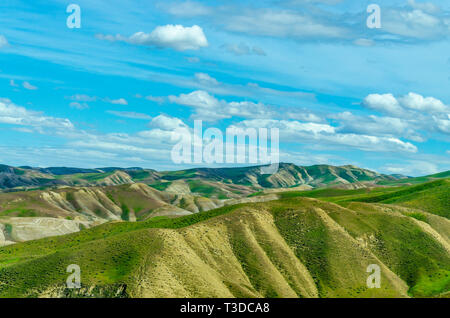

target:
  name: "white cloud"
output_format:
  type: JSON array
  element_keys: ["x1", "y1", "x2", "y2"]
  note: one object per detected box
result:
[
  {"x1": 69, "y1": 94, "x2": 97, "y2": 102},
  {"x1": 382, "y1": 8, "x2": 450, "y2": 40},
  {"x1": 221, "y1": 43, "x2": 267, "y2": 56},
  {"x1": 98, "y1": 25, "x2": 208, "y2": 51},
  {"x1": 194, "y1": 73, "x2": 219, "y2": 86},
  {"x1": 382, "y1": 160, "x2": 438, "y2": 176},
  {"x1": 433, "y1": 115, "x2": 450, "y2": 134},
  {"x1": 169, "y1": 90, "x2": 319, "y2": 122},
  {"x1": 363, "y1": 93, "x2": 404, "y2": 116},
  {"x1": 407, "y1": 0, "x2": 440, "y2": 14},
  {"x1": 163, "y1": 1, "x2": 211, "y2": 17},
  {"x1": 169, "y1": 90, "x2": 274, "y2": 121},
  {"x1": 0, "y1": 99, "x2": 74, "y2": 131},
  {"x1": 398, "y1": 92, "x2": 447, "y2": 112},
  {"x1": 333, "y1": 112, "x2": 422, "y2": 142},
  {"x1": 70, "y1": 102, "x2": 89, "y2": 110},
  {"x1": 235, "y1": 119, "x2": 418, "y2": 154},
  {"x1": 9, "y1": 80, "x2": 18, "y2": 87},
  {"x1": 361, "y1": 92, "x2": 450, "y2": 137},
  {"x1": 145, "y1": 95, "x2": 165, "y2": 104},
  {"x1": 363, "y1": 92, "x2": 449, "y2": 116},
  {"x1": 225, "y1": 9, "x2": 349, "y2": 40},
  {"x1": 108, "y1": 98, "x2": 128, "y2": 105},
  {"x1": 22, "y1": 81, "x2": 38, "y2": 90},
  {"x1": 0, "y1": 35, "x2": 8, "y2": 48},
  {"x1": 149, "y1": 114, "x2": 187, "y2": 130},
  {"x1": 106, "y1": 111, "x2": 151, "y2": 120}
]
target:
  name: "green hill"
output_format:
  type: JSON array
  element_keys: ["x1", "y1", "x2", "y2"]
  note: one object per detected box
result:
[
  {"x1": 0, "y1": 195, "x2": 448, "y2": 298},
  {"x1": 276, "y1": 179, "x2": 450, "y2": 219}
]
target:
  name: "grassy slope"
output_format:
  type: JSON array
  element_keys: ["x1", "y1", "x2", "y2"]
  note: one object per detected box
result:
[
  {"x1": 378, "y1": 170, "x2": 450, "y2": 186},
  {"x1": 278, "y1": 179, "x2": 449, "y2": 218},
  {"x1": 0, "y1": 193, "x2": 448, "y2": 298}
]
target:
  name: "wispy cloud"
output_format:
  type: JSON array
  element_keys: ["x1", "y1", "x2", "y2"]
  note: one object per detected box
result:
[
  {"x1": 22, "y1": 81, "x2": 38, "y2": 90},
  {"x1": 107, "y1": 110, "x2": 151, "y2": 120},
  {"x1": 221, "y1": 43, "x2": 267, "y2": 56},
  {"x1": 69, "y1": 102, "x2": 89, "y2": 110}
]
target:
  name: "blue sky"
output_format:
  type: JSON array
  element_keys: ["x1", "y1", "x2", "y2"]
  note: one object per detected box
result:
[{"x1": 0, "y1": 0, "x2": 449, "y2": 176}]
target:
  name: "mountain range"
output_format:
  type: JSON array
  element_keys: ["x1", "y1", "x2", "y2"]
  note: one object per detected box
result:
[{"x1": 0, "y1": 163, "x2": 409, "y2": 192}]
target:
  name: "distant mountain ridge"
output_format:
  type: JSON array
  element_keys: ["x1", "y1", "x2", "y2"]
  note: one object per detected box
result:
[{"x1": 0, "y1": 162, "x2": 424, "y2": 192}]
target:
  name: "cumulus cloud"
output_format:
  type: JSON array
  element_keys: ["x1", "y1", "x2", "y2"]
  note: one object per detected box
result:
[
  {"x1": 169, "y1": 90, "x2": 288, "y2": 122},
  {"x1": 363, "y1": 93, "x2": 404, "y2": 116},
  {"x1": 97, "y1": 24, "x2": 208, "y2": 51},
  {"x1": 363, "y1": 92, "x2": 449, "y2": 116},
  {"x1": 22, "y1": 81, "x2": 38, "y2": 90},
  {"x1": 0, "y1": 99, "x2": 74, "y2": 132},
  {"x1": 149, "y1": 114, "x2": 187, "y2": 130},
  {"x1": 362, "y1": 92, "x2": 449, "y2": 136},
  {"x1": 333, "y1": 111, "x2": 423, "y2": 142},
  {"x1": 234, "y1": 119, "x2": 418, "y2": 154},
  {"x1": 348, "y1": 92, "x2": 450, "y2": 142},
  {"x1": 398, "y1": 92, "x2": 447, "y2": 112},
  {"x1": 169, "y1": 90, "x2": 320, "y2": 123}
]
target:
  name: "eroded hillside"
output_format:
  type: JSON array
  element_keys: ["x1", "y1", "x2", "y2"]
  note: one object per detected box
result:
[{"x1": 0, "y1": 196, "x2": 448, "y2": 298}]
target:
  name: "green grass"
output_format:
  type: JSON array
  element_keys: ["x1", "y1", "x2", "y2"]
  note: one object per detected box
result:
[
  {"x1": 187, "y1": 180, "x2": 228, "y2": 199},
  {"x1": 407, "y1": 212, "x2": 427, "y2": 222},
  {"x1": 348, "y1": 179, "x2": 449, "y2": 218},
  {"x1": 0, "y1": 207, "x2": 37, "y2": 217},
  {"x1": 127, "y1": 170, "x2": 151, "y2": 181},
  {"x1": 80, "y1": 172, "x2": 114, "y2": 182},
  {"x1": 378, "y1": 170, "x2": 450, "y2": 186},
  {"x1": 148, "y1": 181, "x2": 172, "y2": 191},
  {"x1": 121, "y1": 204, "x2": 130, "y2": 221}
]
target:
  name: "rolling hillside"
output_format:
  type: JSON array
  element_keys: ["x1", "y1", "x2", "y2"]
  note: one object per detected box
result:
[
  {"x1": 0, "y1": 164, "x2": 448, "y2": 298},
  {"x1": 0, "y1": 195, "x2": 448, "y2": 298}
]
